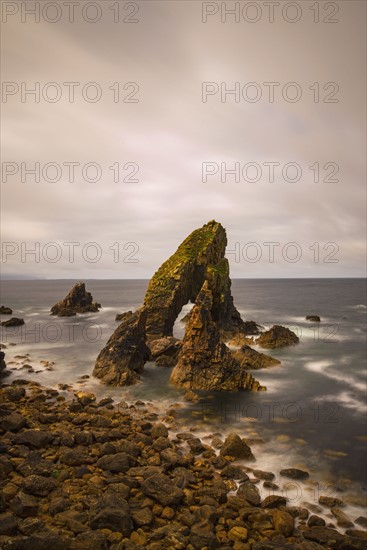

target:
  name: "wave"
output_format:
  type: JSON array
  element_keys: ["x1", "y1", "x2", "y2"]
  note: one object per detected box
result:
[
  {"x1": 304, "y1": 360, "x2": 367, "y2": 393},
  {"x1": 318, "y1": 391, "x2": 367, "y2": 415}
]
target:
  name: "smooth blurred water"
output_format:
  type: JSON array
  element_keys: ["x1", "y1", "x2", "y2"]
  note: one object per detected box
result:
[{"x1": 1, "y1": 278, "x2": 366, "y2": 513}]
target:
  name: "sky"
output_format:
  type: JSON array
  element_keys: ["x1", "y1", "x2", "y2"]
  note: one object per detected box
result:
[{"x1": 1, "y1": 0, "x2": 366, "y2": 279}]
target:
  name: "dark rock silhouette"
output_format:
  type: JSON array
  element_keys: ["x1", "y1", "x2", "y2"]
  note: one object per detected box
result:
[
  {"x1": 1, "y1": 318, "x2": 24, "y2": 327},
  {"x1": 232, "y1": 344, "x2": 280, "y2": 369},
  {"x1": 306, "y1": 315, "x2": 321, "y2": 322},
  {"x1": 0, "y1": 306, "x2": 12, "y2": 315},
  {"x1": 51, "y1": 282, "x2": 101, "y2": 317},
  {"x1": 0, "y1": 351, "x2": 8, "y2": 379}
]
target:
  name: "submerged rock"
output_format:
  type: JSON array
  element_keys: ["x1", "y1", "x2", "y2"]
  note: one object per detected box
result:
[
  {"x1": 170, "y1": 281, "x2": 264, "y2": 391},
  {"x1": 0, "y1": 306, "x2": 12, "y2": 315},
  {"x1": 257, "y1": 325, "x2": 299, "y2": 349},
  {"x1": 93, "y1": 309, "x2": 150, "y2": 386},
  {"x1": 50, "y1": 282, "x2": 101, "y2": 317},
  {"x1": 1, "y1": 317, "x2": 24, "y2": 327},
  {"x1": 232, "y1": 345, "x2": 281, "y2": 369},
  {"x1": 306, "y1": 315, "x2": 321, "y2": 322}
]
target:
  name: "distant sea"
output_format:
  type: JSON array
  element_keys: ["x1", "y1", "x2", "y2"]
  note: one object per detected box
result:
[{"x1": 1, "y1": 279, "x2": 366, "y2": 518}]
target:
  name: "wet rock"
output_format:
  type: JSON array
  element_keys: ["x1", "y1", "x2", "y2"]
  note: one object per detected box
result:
[
  {"x1": 183, "y1": 390, "x2": 200, "y2": 402},
  {"x1": 89, "y1": 493, "x2": 132, "y2": 536},
  {"x1": 280, "y1": 468, "x2": 309, "y2": 480},
  {"x1": 96, "y1": 452, "x2": 130, "y2": 473},
  {"x1": 308, "y1": 515, "x2": 326, "y2": 527},
  {"x1": 228, "y1": 525, "x2": 248, "y2": 542},
  {"x1": 60, "y1": 447, "x2": 93, "y2": 466},
  {"x1": 1, "y1": 318, "x2": 24, "y2": 327},
  {"x1": 318, "y1": 495, "x2": 345, "y2": 508},
  {"x1": 269, "y1": 509, "x2": 294, "y2": 537},
  {"x1": 9, "y1": 492, "x2": 39, "y2": 518},
  {"x1": 237, "y1": 482, "x2": 261, "y2": 506},
  {"x1": 253, "y1": 469, "x2": 275, "y2": 481},
  {"x1": 187, "y1": 437, "x2": 206, "y2": 455},
  {"x1": 331, "y1": 508, "x2": 354, "y2": 528},
  {"x1": 151, "y1": 423, "x2": 168, "y2": 439},
  {"x1": 355, "y1": 516, "x2": 367, "y2": 528},
  {"x1": 0, "y1": 306, "x2": 12, "y2": 315},
  {"x1": 303, "y1": 526, "x2": 345, "y2": 544},
  {"x1": 0, "y1": 351, "x2": 8, "y2": 379},
  {"x1": 13, "y1": 429, "x2": 53, "y2": 449},
  {"x1": 257, "y1": 325, "x2": 299, "y2": 349},
  {"x1": 306, "y1": 316, "x2": 321, "y2": 322},
  {"x1": 221, "y1": 464, "x2": 249, "y2": 482},
  {"x1": 0, "y1": 412, "x2": 27, "y2": 432},
  {"x1": 261, "y1": 495, "x2": 287, "y2": 509},
  {"x1": 22, "y1": 475, "x2": 57, "y2": 497},
  {"x1": 0, "y1": 512, "x2": 17, "y2": 535},
  {"x1": 232, "y1": 345, "x2": 281, "y2": 370},
  {"x1": 140, "y1": 473, "x2": 185, "y2": 506},
  {"x1": 51, "y1": 282, "x2": 101, "y2": 316},
  {"x1": 189, "y1": 521, "x2": 218, "y2": 549},
  {"x1": 93, "y1": 308, "x2": 150, "y2": 386},
  {"x1": 219, "y1": 432, "x2": 254, "y2": 459}
]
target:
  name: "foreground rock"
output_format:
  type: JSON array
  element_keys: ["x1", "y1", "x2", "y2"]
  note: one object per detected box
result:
[
  {"x1": 0, "y1": 306, "x2": 12, "y2": 315},
  {"x1": 51, "y1": 282, "x2": 101, "y2": 317},
  {"x1": 257, "y1": 325, "x2": 299, "y2": 349},
  {"x1": 148, "y1": 336, "x2": 182, "y2": 368},
  {"x1": 93, "y1": 309, "x2": 150, "y2": 385},
  {"x1": 232, "y1": 345, "x2": 281, "y2": 370},
  {"x1": 0, "y1": 318, "x2": 24, "y2": 327},
  {"x1": 0, "y1": 381, "x2": 365, "y2": 550},
  {"x1": 170, "y1": 282, "x2": 264, "y2": 391}
]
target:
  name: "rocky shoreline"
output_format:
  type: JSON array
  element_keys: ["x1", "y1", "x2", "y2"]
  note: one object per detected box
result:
[{"x1": 0, "y1": 380, "x2": 366, "y2": 550}]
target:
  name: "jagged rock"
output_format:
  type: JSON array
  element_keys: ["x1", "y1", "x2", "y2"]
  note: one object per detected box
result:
[
  {"x1": 330, "y1": 508, "x2": 354, "y2": 528},
  {"x1": 1, "y1": 317, "x2": 24, "y2": 327},
  {"x1": 50, "y1": 282, "x2": 100, "y2": 316},
  {"x1": 219, "y1": 433, "x2": 254, "y2": 459},
  {"x1": 93, "y1": 309, "x2": 150, "y2": 386},
  {"x1": 306, "y1": 315, "x2": 321, "y2": 322},
  {"x1": 93, "y1": 221, "x2": 266, "y2": 388},
  {"x1": 232, "y1": 345, "x2": 281, "y2": 370},
  {"x1": 170, "y1": 282, "x2": 264, "y2": 391},
  {"x1": 144, "y1": 220, "x2": 250, "y2": 341},
  {"x1": 257, "y1": 325, "x2": 299, "y2": 349},
  {"x1": 0, "y1": 306, "x2": 12, "y2": 315}
]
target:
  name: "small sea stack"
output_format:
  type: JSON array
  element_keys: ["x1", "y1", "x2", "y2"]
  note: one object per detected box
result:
[{"x1": 50, "y1": 282, "x2": 101, "y2": 317}]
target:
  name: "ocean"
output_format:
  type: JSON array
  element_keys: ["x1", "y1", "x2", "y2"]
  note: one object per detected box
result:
[{"x1": 1, "y1": 278, "x2": 366, "y2": 520}]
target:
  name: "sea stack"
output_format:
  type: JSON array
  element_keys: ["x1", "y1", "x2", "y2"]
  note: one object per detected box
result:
[
  {"x1": 93, "y1": 221, "x2": 264, "y2": 390},
  {"x1": 51, "y1": 282, "x2": 101, "y2": 317}
]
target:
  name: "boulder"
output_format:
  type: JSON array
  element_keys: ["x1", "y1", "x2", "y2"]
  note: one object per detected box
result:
[
  {"x1": 140, "y1": 473, "x2": 185, "y2": 506},
  {"x1": 306, "y1": 315, "x2": 321, "y2": 322},
  {"x1": 1, "y1": 317, "x2": 24, "y2": 327},
  {"x1": 257, "y1": 325, "x2": 299, "y2": 349},
  {"x1": 232, "y1": 345, "x2": 281, "y2": 369},
  {"x1": 237, "y1": 482, "x2": 261, "y2": 506},
  {"x1": 93, "y1": 308, "x2": 150, "y2": 386},
  {"x1": 0, "y1": 306, "x2": 12, "y2": 315},
  {"x1": 0, "y1": 351, "x2": 8, "y2": 379},
  {"x1": 51, "y1": 282, "x2": 101, "y2": 316},
  {"x1": 89, "y1": 493, "x2": 132, "y2": 535},
  {"x1": 219, "y1": 433, "x2": 254, "y2": 459}
]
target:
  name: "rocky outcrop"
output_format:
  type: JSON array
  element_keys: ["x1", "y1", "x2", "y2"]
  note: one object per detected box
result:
[
  {"x1": 256, "y1": 325, "x2": 299, "y2": 349},
  {"x1": 51, "y1": 282, "x2": 101, "y2": 317},
  {"x1": 93, "y1": 309, "x2": 150, "y2": 386},
  {"x1": 0, "y1": 306, "x2": 12, "y2": 315},
  {"x1": 1, "y1": 318, "x2": 24, "y2": 327},
  {"x1": 143, "y1": 220, "x2": 251, "y2": 341},
  {"x1": 232, "y1": 345, "x2": 281, "y2": 369},
  {"x1": 170, "y1": 281, "x2": 265, "y2": 391},
  {"x1": 306, "y1": 315, "x2": 321, "y2": 322},
  {"x1": 94, "y1": 221, "x2": 264, "y2": 388}
]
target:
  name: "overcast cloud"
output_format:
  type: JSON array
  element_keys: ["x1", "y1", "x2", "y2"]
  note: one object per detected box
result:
[{"x1": 1, "y1": 1, "x2": 366, "y2": 278}]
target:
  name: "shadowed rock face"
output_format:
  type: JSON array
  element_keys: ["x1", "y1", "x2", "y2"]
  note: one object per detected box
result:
[
  {"x1": 93, "y1": 221, "x2": 263, "y2": 389},
  {"x1": 170, "y1": 281, "x2": 263, "y2": 391},
  {"x1": 93, "y1": 309, "x2": 150, "y2": 386},
  {"x1": 0, "y1": 351, "x2": 8, "y2": 379},
  {"x1": 51, "y1": 282, "x2": 100, "y2": 317}
]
